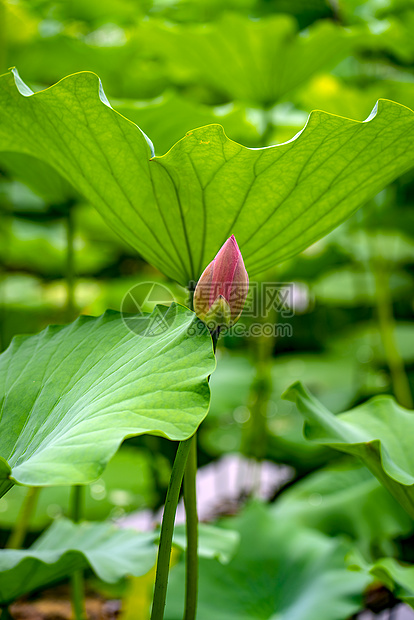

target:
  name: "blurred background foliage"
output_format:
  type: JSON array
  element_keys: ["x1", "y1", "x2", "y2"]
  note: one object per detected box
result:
[{"x1": 0, "y1": 0, "x2": 413, "y2": 616}]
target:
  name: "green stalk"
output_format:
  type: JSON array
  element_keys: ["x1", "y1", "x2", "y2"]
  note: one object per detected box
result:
[
  {"x1": 151, "y1": 438, "x2": 193, "y2": 620},
  {"x1": 0, "y1": 0, "x2": 6, "y2": 73},
  {"x1": 70, "y1": 485, "x2": 86, "y2": 620},
  {"x1": 0, "y1": 606, "x2": 12, "y2": 620},
  {"x1": 183, "y1": 435, "x2": 198, "y2": 620},
  {"x1": 66, "y1": 206, "x2": 76, "y2": 322},
  {"x1": 6, "y1": 487, "x2": 40, "y2": 549},
  {"x1": 242, "y1": 303, "x2": 276, "y2": 470},
  {"x1": 374, "y1": 263, "x2": 413, "y2": 410},
  {"x1": 0, "y1": 184, "x2": 12, "y2": 353}
]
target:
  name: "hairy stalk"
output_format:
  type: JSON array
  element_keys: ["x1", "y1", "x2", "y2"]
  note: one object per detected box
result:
[
  {"x1": 70, "y1": 485, "x2": 86, "y2": 620},
  {"x1": 151, "y1": 438, "x2": 193, "y2": 620},
  {"x1": 6, "y1": 487, "x2": 40, "y2": 549},
  {"x1": 183, "y1": 435, "x2": 198, "y2": 620}
]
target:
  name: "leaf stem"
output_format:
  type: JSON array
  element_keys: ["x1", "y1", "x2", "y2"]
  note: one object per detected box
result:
[
  {"x1": 66, "y1": 205, "x2": 76, "y2": 322},
  {"x1": 6, "y1": 486, "x2": 40, "y2": 549},
  {"x1": 71, "y1": 485, "x2": 83, "y2": 522},
  {"x1": 71, "y1": 571, "x2": 86, "y2": 620},
  {"x1": 151, "y1": 438, "x2": 192, "y2": 620},
  {"x1": 374, "y1": 263, "x2": 413, "y2": 409},
  {"x1": 70, "y1": 485, "x2": 86, "y2": 620},
  {"x1": 183, "y1": 435, "x2": 198, "y2": 620},
  {"x1": 0, "y1": 606, "x2": 12, "y2": 620}
]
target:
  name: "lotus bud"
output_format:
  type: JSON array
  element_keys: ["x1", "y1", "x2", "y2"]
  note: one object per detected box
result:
[{"x1": 193, "y1": 235, "x2": 249, "y2": 330}]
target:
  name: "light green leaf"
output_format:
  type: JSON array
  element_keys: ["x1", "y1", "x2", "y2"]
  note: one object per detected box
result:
[
  {"x1": 0, "y1": 152, "x2": 76, "y2": 205},
  {"x1": 148, "y1": 14, "x2": 356, "y2": 105},
  {"x1": 0, "y1": 304, "x2": 215, "y2": 498},
  {"x1": 0, "y1": 71, "x2": 413, "y2": 285},
  {"x1": 299, "y1": 74, "x2": 414, "y2": 122},
  {"x1": 312, "y1": 267, "x2": 413, "y2": 307},
  {"x1": 113, "y1": 92, "x2": 261, "y2": 154},
  {"x1": 0, "y1": 518, "x2": 156, "y2": 605},
  {"x1": 329, "y1": 321, "x2": 414, "y2": 364},
  {"x1": 165, "y1": 502, "x2": 370, "y2": 620},
  {"x1": 284, "y1": 382, "x2": 414, "y2": 518},
  {"x1": 0, "y1": 218, "x2": 118, "y2": 278},
  {"x1": 172, "y1": 523, "x2": 240, "y2": 564},
  {"x1": 349, "y1": 555, "x2": 414, "y2": 609},
  {"x1": 273, "y1": 463, "x2": 412, "y2": 556}
]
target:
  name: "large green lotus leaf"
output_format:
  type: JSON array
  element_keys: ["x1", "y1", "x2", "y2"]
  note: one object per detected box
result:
[
  {"x1": 284, "y1": 382, "x2": 414, "y2": 518},
  {"x1": 0, "y1": 518, "x2": 156, "y2": 605},
  {"x1": 273, "y1": 463, "x2": 412, "y2": 556},
  {"x1": 0, "y1": 72, "x2": 413, "y2": 285},
  {"x1": 0, "y1": 304, "x2": 215, "y2": 498},
  {"x1": 165, "y1": 502, "x2": 370, "y2": 620},
  {"x1": 349, "y1": 555, "x2": 414, "y2": 609},
  {"x1": 147, "y1": 14, "x2": 356, "y2": 105}
]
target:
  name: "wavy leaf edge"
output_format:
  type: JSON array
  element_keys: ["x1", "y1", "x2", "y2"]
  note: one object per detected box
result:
[{"x1": 5, "y1": 67, "x2": 414, "y2": 164}]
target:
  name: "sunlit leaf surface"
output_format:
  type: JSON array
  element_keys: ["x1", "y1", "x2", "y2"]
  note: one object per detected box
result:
[{"x1": 0, "y1": 71, "x2": 413, "y2": 284}]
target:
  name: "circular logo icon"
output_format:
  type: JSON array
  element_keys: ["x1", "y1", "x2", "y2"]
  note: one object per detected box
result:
[{"x1": 121, "y1": 281, "x2": 177, "y2": 338}]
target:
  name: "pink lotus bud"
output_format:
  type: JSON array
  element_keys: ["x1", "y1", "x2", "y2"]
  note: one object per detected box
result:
[{"x1": 193, "y1": 235, "x2": 249, "y2": 329}]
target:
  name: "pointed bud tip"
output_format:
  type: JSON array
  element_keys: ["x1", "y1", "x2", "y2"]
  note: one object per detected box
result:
[{"x1": 193, "y1": 234, "x2": 249, "y2": 329}]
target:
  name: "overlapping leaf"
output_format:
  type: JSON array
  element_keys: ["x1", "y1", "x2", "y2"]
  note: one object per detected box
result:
[
  {"x1": 349, "y1": 555, "x2": 414, "y2": 609},
  {"x1": 0, "y1": 304, "x2": 215, "y2": 498},
  {"x1": 0, "y1": 519, "x2": 156, "y2": 605},
  {"x1": 172, "y1": 523, "x2": 240, "y2": 564},
  {"x1": 148, "y1": 14, "x2": 356, "y2": 105},
  {"x1": 0, "y1": 70, "x2": 413, "y2": 284},
  {"x1": 284, "y1": 382, "x2": 414, "y2": 517},
  {"x1": 113, "y1": 93, "x2": 260, "y2": 153},
  {"x1": 272, "y1": 464, "x2": 412, "y2": 556}
]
